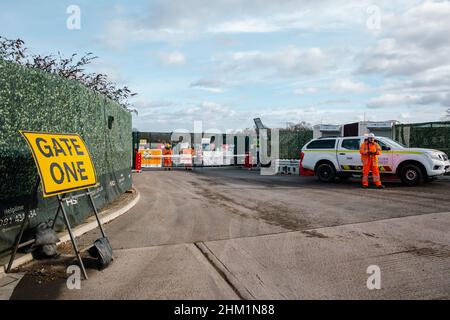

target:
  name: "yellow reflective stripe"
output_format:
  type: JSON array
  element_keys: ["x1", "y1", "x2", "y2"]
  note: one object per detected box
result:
[
  {"x1": 305, "y1": 149, "x2": 423, "y2": 155},
  {"x1": 341, "y1": 165, "x2": 363, "y2": 171},
  {"x1": 384, "y1": 151, "x2": 423, "y2": 155}
]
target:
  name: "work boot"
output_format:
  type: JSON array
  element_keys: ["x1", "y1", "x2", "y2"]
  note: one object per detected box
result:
[
  {"x1": 376, "y1": 184, "x2": 386, "y2": 189},
  {"x1": 362, "y1": 185, "x2": 368, "y2": 189}
]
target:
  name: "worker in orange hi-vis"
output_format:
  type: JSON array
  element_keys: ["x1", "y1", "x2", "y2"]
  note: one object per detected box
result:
[
  {"x1": 184, "y1": 147, "x2": 195, "y2": 171},
  {"x1": 163, "y1": 143, "x2": 173, "y2": 170},
  {"x1": 190, "y1": 146, "x2": 196, "y2": 170},
  {"x1": 359, "y1": 133, "x2": 385, "y2": 189}
]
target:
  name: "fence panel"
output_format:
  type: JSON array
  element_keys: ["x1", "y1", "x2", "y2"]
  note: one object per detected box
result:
[
  {"x1": 394, "y1": 122, "x2": 450, "y2": 156},
  {"x1": 279, "y1": 130, "x2": 313, "y2": 159}
]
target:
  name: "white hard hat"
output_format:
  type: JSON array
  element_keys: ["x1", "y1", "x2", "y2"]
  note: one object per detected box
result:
[{"x1": 368, "y1": 133, "x2": 375, "y2": 138}]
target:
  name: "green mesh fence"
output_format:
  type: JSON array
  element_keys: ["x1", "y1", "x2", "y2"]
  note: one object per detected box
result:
[
  {"x1": 279, "y1": 130, "x2": 313, "y2": 159},
  {"x1": 0, "y1": 59, "x2": 132, "y2": 256},
  {"x1": 394, "y1": 122, "x2": 450, "y2": 156}
]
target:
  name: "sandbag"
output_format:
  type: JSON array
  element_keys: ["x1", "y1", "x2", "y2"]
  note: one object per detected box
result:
[
  {"x1": 33, "y1": 221, "x2": 60, "y2": 258},
  {"x1": 35, "y1": 221, "x2": 59, "y2": 246}
]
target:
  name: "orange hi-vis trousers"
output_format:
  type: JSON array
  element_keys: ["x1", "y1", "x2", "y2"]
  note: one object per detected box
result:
[
  {"x1": 362, "y1": 156, "x2": 381, "y2": 187},
  {"x1": 163, "y1": 149, "x2": 172, "y2": 167},
  {"x1": 360, "y1": 141, "x2": 382, "y2": 187}
]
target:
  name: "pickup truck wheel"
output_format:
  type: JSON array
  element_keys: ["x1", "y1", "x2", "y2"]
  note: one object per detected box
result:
[
  {"x1": 317, "y1": 163, "x2": 336, "y2": 183},
  {"x1": 400, "y1": 164, "x2": 423, "y2": 186}
]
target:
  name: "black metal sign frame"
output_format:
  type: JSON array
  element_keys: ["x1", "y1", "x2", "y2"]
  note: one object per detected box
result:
[{"x1": 5, "y1": 176, "x2": 107, "y2": 280}]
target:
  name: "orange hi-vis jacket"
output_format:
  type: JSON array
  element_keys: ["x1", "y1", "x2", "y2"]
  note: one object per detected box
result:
[
  {"x1": 360, "y1": 140, "x2": 382, "y2": 187},
  {"x1": 163, "y1": 148, "x2": 173, "y2": 166},
  {"x1": 359, "y1": 141, "x2": 382, "y2": 163}
]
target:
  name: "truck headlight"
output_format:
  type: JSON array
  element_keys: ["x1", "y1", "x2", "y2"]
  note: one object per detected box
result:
[{"x1": 427, "y1": 152, "x2": 443, "y2": 161}]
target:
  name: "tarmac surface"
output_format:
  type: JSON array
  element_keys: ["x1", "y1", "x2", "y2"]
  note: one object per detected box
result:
[{"x1": 10, "y1": 168, "x2": 450, "y2": 299}]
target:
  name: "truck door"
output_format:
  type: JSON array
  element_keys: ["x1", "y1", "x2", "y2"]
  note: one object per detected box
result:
[
  {"x1": 375, "y1": 139, "x2": 394, "y2": 173},
  {"x1": 337, "y1": 138, "x2": 363, "y2": 172}
]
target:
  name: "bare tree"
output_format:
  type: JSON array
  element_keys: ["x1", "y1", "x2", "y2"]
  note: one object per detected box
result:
[
  {"x1": 285, "y1": 121, "x2": 313, "y2": 132},
  {"x1": 0, "y1": 36, "x2": 137, "y2": 110}
]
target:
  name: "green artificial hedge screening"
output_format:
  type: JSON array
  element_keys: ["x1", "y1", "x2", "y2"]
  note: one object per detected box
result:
[{"x1": 0, "y1": 59, "x2": 132, "y2": 255}]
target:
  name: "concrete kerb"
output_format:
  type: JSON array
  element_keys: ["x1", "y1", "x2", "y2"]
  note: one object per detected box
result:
[{"x1": 0, "y1": 187, "x2": 141, "y2": 275}]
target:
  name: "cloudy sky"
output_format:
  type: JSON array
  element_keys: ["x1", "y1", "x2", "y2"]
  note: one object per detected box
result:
[{"x1": 1, "y1": 0, "x2": 449, "y2": 131}]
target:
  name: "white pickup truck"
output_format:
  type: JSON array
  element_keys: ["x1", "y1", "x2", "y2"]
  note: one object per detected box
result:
[{"x1": 300, "y1": 136, "x2": 450, "y2": 186}]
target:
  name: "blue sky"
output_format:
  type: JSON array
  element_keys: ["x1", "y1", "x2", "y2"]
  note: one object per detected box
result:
[{"x1": 1, "y1": 0, "x2": 449, "y2": 131}]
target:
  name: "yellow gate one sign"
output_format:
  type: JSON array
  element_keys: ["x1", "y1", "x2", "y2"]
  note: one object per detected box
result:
[{"x1": 20, "y1": 131, "x2": 98, "y2": 197}]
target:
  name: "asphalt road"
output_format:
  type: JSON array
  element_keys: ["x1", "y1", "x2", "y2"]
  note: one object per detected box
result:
[{"x1": 11, "y1": 168, "x2": 450, "y2": 299}]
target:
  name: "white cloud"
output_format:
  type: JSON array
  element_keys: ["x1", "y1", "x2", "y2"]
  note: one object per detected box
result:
[
  {"x1": 190, "y1": 79, "x2": 225, "y2": 93},
  {"x1": 207, "y1": 11, "x2": 313, "y2": 33},
  {"x1": 97, "y1": 19, "x2": 195, "y2": 49},
  {"x1": 99, "y1": 0, "x2": 450, "y2": 131},
  {"x1": 224, "y1": 46, "x2": 333, "y2": 78},
  {"x1": 358, "y1": 1, "x2": 450, "y2": 77},
  {"x1": 358, "y1": 1, "x2": 450, "y2": 111},
  {"x1": 87, "y1": 60, "x2": 123, "y2": 84},
  {"x1": 208, "y1": 18, "x2": 280, "y2": 34},
  {"x1": 366, "y1": 92, "x2": 450, "y2": 109},
  {"x1": 98, "y1": 0, "x2": 408, "y2": 48},
  {"x1": 331, "y1": 79, "x2": 368, "y2": 93},
  {"x1": 132, "y1": 98, "x2": 448, "y2": 132},
  {"x1": 133, "y1": 100, "x2": 245, "y2": 131},
  {"x1": 294, "y1": 87, "x2": 317, "y2": 96},
  {"x1": 157, "y1": 51, "x2": 186, "y2": 65},
  {"x1": 134, "y1": 100, "x2": 176, "y2": 115},
  {"x1": 367, "y1": 94, "x2": 415, "y2": 109}
]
